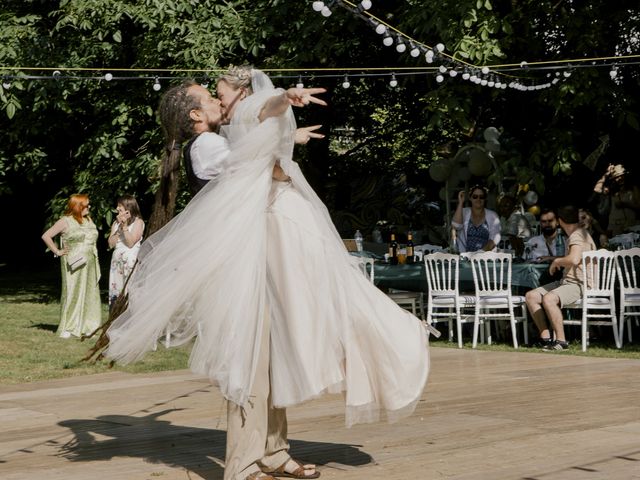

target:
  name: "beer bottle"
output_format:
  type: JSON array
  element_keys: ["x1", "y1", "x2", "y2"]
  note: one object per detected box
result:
[
  {"x1": 389, "y1": 233, "x2": 398, "y2": 265},
  {"x1": 406, "y1": 232, "x2": 415, "y2": 264}
]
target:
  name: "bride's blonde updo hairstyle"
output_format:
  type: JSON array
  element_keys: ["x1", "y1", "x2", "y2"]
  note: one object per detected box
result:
[{"x1": 218, "y1": 65, "x2": 254, "y2": 94}]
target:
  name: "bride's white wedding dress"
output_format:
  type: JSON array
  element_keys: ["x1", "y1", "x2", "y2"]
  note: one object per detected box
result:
[{"x1": 106, "y1": 71, "x2": 430, "y2": 426}]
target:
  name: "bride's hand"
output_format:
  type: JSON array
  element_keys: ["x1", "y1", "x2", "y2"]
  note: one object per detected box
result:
[
  {"x1": 285, "y1": 87, "x2": 327, "y2": 107},
  {"x1": 295, "y1": 125, "x2": 324, "y2": 145}
]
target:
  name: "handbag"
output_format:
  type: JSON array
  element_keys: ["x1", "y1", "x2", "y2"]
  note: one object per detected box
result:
[{"x1": 67, "y1": 254, "x2": 87, "y2": 271}]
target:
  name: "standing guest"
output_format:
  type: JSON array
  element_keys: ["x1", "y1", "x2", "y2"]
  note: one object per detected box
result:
[
  {"x1": 108, "y1": 195, "x2": 145, "y2": 308},
  {"x1": 526, "y1": 208, "x2": 564, "y2": 262},
  {"x1": 41, "y1": 194, "x2": 101, "y2": 338},
  {"x1": 579, "y1": 208, "x2": 608, "y2": 249},
  {"x1": 524, "y1": 205, "x2": 596, "y2": 350},
  {"x1": 452, "y1": 185, "x2": 501, "y2": 252},
  {"x1": 593, "y1": 163, "x2": 640, "y2": 236}
]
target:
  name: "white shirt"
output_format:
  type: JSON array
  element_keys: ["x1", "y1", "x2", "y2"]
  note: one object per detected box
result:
[
  {"x1": 526, "y1": 234, "x2": 565, "y2": 259},
  {"x1": 190, "y1": 132, "x2": 230, "y2": 180}
]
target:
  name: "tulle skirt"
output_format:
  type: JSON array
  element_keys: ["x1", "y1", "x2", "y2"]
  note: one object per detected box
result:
[{"x1": 266, "y1": 180, "x2": 430, "y2": 426}]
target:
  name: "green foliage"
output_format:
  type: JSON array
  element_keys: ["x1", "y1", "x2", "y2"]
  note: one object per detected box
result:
[{"x1": 0, "y1": 0, "x2": 639, "y2": 243}]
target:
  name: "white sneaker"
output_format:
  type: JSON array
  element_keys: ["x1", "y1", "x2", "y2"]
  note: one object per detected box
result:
[{"x1": 60, "y1": 331, "x2": 72, "y2": 339}]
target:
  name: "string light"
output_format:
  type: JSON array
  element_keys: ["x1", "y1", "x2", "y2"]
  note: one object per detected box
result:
[
  {"x1": 382, "y1": 33, "x2": 394, "y2": 47},
  {"x1": 409, "y1": 42, "x2": 421, "y2": 57},
  {"x1": 389, "y1": 73, "x2": 398, "y2": 87},
  {"x1": 104, "y1": 72, "x2": 113, "y2": 81},
  {"x1": 359, "y1": 0, "x2": 372, "y2": 10},
  {"x1": 436, "y1": 74, "x2": 444, "y2": 83},
  {"x1": 342, "y1": 74, "x2": 351, "y2": 88},
  {"x1": 2, "y1": 77, "x2": 11, "y2": 89},
  {"x1": 152, "y1": 77, "x2": 161, "y2": 91},
  {"x1": 312, "y1": 1, "x2": 324, "y2": 11},
  {"x1": 395, "y1": 37, "x2": 406, "y2": 53}
]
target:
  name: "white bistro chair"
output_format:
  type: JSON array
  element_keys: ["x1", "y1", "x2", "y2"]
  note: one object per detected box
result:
[
  {"x1": 356, "y1": 256, "x2": 375, "y2": 283},
  {"x1": 462, "y1": 251, "x2": 528, "y2": 349},
  {"x1": 424, "y1": 252, "x2": 474, "y2": 347},
  {"x1": 563, "y1": 249, "x2": 620, "y2": 351},
  {"x1": 615, "y1": 247, "x2": 640, "y2": 344}
]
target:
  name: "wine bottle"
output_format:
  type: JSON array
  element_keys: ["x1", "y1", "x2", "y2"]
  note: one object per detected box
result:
[
  {"x1": 389, "y1": 233, "x2": 398, "y2": 265},
  {"x1": 406, "y1": 232, "x2": 415, "y2": 264}
]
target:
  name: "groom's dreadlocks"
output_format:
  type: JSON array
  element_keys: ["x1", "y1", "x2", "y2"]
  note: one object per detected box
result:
[{"x1": 146, "y1": 80, "x2": 199, "y2": 236}]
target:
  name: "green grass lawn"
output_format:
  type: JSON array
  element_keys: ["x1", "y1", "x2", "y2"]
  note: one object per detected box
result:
[
  {"x1": 0, "y1": 267, "x2": 191, "y2": 384},
  {"x1": 1, "y1": 266, "x2": 638, "y2": 385}
]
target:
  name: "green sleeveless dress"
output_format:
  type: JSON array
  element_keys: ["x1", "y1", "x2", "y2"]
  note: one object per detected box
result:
[{"x1": 58, "y1": 216, "x2": 102, "y2": 337}]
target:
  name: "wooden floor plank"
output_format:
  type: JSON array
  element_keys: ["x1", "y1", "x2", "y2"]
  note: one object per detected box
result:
[{"x1": 1, "y1": 348, "x2": 639, "y2": 480}]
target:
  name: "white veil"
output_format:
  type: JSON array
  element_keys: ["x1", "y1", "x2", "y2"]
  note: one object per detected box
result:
[{"x1": 105, "y1": 78, "x2": 288, "y2": 407}]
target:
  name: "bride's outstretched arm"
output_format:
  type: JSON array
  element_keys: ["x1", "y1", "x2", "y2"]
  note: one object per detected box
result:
[{"x1": 258, "y1": 87, "x2": 327, "y2": 122}]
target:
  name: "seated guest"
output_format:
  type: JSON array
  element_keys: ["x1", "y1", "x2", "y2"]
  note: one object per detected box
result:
[
  {"x1": 497, "y1": 193, "x2": 535, "y2": 257},
  {"x1": 524, "y1": 205, "x2": 596, "y2": 350},
  {"x1": 525, "y1": 208, "x2": 564, "y2": 262},
  {"x1": 452, "y1": 185, "x2": 501, "y2": 253},
  {"x1": 579, "y1": 208, "x2": 608, "y2": 249}
]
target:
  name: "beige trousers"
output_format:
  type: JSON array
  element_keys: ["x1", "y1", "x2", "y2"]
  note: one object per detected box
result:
[{"x1": 224, "y1": 305, "x2": 290, "y2": 480}]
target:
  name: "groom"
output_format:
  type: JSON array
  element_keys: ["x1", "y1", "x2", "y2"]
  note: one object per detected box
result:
[{"x1": 158, "y1": 79, "x2": 325, "y2": 480}]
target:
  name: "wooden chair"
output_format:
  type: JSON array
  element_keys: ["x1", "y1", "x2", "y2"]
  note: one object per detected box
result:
[
  {"x1": 563, "y1": 249, "x2": 620, "y2": 351},
  {"x1": 462, "y1": 251, "x2": 529, "y2": 348}
]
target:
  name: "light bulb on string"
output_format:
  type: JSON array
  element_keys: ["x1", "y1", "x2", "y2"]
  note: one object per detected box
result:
[
  {"x1": 425, "y1": 49, "x2": 434, "y2": 63},
  {"x1": 436, "y1": 74, "x2": 444, "y2": 83},
  {"x1": 52, "y1": 70, "x2": 61, "y2": 81},
  {"x1": 312, "y1": 1, "x2": 324, "y2": 12},
  {"x1": 395, "y1": 37, "x2": 406, "y2": 53},
  {"x1": 438, "y1": 65, "x2": 447, "y2": 74},
  {"x1": 563, "y1": 70, "x2": 571, "y2": 78},
  {"x1": 462, "y1": 70, "x2": 470, "y2": 80},
  {"x1": 359, "y1": 0, "x2": 372, "y2": 10},
  {"x1": 480, "y1": 79, "x2": 488, "y2": 86},
  {"x1": 296, "y1": 76, "x2": 304, "y2": 88},
  {"x1": 409, "y1": 42, "x2": 420, "y2": 57},
  {"x1": 200, "y1": 74, "x2": 210, "y2": 88},
  {"x1": 153, "y1": 77, "x2": 161, "y2": 91},
  {"x1": 342, "y1": 75, "x2": 350, "y2": 89},
  {"x1": 104, "y1": 73, "x2": 113, "y2": 81},
  {"x1": 382, "y1": 33, "x2": 394, "y2": 46},
  {"x1": 435, "y1": 43, "x2": 445, "y2": 52},
  {"x1": 449, "y1": 69, "x2": 458, "y2": 77},
  {"x1": 481, "y1": 66, "x2": 490, "y2": 75},
  {"x1": 321, "y1": 5, "x2": 332, "y2": 16},
  {"x1": 2, "y1": 78, "x2": 10, "y2": 90},
  {"x1": 389, "y1": 73, "x2": 398, "y2": 88},
  {"x1": 375, "y1": 23, "x2": 386, "y2": 35},
  {"x1": 487, "y1": 77, "x2": 495, "y2": 87}
]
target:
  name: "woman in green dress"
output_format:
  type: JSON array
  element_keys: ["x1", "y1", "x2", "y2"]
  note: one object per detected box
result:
[{"x1": 41, "y1": 193, "x2": 102, "y2": 338}]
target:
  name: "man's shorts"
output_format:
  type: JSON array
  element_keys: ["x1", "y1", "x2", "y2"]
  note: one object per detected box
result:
[{"x1": 531, "y1": 280, "x2": 583, "y2": 308}]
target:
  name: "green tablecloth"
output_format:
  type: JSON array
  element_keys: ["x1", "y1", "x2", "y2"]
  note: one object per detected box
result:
[{"x1": 373, "y1": 261, "x2": 553, "y2": 293}]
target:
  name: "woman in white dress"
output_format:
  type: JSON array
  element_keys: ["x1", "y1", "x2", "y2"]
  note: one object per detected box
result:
[
  {"x1": 107, "y1": 195, "x2": 145, "y2": 308},
  {"x1": 105, "y1": 70, "x2": 431, "y2": 426}
]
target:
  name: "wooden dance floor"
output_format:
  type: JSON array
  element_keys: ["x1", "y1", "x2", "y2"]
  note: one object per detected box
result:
[{"x1": 1, "y1": 347, "x2": 639, "y2": 480}]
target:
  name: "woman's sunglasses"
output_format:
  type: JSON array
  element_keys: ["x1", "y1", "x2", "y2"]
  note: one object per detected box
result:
[{"x1": 471, "y1": 194, "x2": 486, "y2": 200}]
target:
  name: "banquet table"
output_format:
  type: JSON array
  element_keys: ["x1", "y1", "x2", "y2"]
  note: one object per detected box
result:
[{"x1": 372, "y1": 259, "x2": 553, "y2": 294}]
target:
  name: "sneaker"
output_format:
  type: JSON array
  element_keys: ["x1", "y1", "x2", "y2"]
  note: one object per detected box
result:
[
  {"x1": 531, "y1": 337, "x2": 554, "y2": 348},
  {"x1": 542, "y1": 340, "x2": 569, "y2": 351}
]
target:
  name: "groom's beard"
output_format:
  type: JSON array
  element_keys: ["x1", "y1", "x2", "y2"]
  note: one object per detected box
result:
[{"x1": 541, "y1": 227, "x2": 555, "y2": 236}]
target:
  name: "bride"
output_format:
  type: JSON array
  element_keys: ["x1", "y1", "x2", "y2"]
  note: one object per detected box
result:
[{"x1": 106, "y1": 69, "x2": 431, "y2": 427}]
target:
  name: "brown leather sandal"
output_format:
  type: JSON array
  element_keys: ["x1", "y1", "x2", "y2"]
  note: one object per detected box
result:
[
  {"x1": 266, "y1": 458, "x2": 320, "y2": 479},
  {"x1": 246, "y1": 472, "x2": 277, "y2": 480}
]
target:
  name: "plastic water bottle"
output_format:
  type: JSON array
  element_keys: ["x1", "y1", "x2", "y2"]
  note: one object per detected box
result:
[{"x1": 354, "y1": 230, "x2": 363, "y2": 252}]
